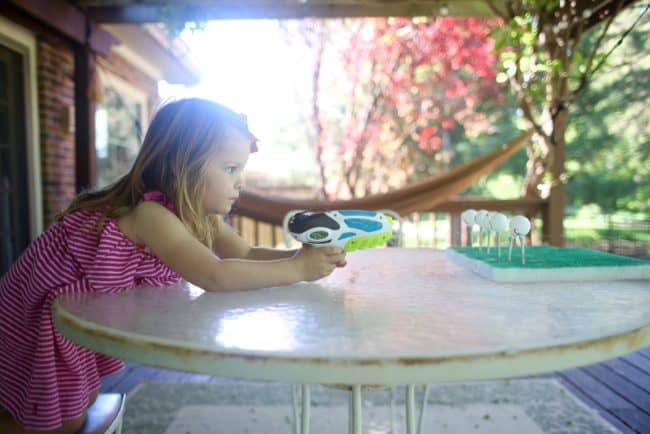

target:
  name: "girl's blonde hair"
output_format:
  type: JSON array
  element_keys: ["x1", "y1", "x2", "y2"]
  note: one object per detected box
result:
[{"x1": 62, "y1": 98, "x2": 257, "y2": 249}]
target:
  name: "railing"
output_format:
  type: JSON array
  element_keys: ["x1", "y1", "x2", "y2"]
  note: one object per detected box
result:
[
  {"x1": 228, "y1": 196, "x2": 548, "y2": 249},
  {"x1": 565, "y1": 218, "x2": 650, "y2": 260}
]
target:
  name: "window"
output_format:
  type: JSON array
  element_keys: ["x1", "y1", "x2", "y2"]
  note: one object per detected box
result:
[{"x1": 95, "y1": 71, "x2": 148, "y2": 188}]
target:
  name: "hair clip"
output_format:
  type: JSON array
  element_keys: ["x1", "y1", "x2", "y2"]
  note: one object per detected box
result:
[{"x1": 239, "y1": 113, "x2": 259, "y2": 153}]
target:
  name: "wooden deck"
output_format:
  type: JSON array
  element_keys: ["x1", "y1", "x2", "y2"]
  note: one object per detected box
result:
[{"x1": 100, "y1": 345, "x2": 650, "y2": 433}]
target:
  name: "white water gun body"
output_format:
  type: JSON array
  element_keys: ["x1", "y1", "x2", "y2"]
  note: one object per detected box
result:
[{"x1": 288, "y1": 210, "x2": 393, "y2": 252}]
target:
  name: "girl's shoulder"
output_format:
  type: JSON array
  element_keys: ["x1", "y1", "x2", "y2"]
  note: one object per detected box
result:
[
  {"x1": 56, "y1": 191, "x2": 176, "y2": 247},
  {"x1": 59, "y1": 207, "x2": 102, "y2": 230},
  {"x1": 58, "y1": 208, "x2": 117, "y2": 246},
  {"x1": 142, "y1": 190, "x2": 177, "y2": 214}
]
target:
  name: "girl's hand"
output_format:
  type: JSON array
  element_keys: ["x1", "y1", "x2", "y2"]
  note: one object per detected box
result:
[{"x1": 293, "y1": 244, "x2": 346, "y2": 281}]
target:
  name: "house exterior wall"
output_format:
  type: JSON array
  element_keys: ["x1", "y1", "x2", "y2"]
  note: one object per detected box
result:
[
  {"x1": 1, "y1": 4, "x2": 196, "y2": 271},
  {"x1": 31, "y1": 36, "x2": 157, "y2": 227},
  {"x1": 37, "y1": 38, "x2": 159, "y2": 226},
  {"x1": 37, "y1": 36, "x2": 76, "y2": 225},
  {"x1": 37, "y1": 45, "x2": 159, "y2": 227}
]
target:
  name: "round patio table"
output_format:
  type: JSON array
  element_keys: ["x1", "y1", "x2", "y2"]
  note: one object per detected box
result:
[{"x1": 52, "y1": 248, "x2": 650, "y2": 434}]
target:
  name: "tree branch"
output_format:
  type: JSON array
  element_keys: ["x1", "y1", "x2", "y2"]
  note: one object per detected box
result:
[
  {"x1": 519, "y1": 94, "x2": 548, "y2": 139},
  {"x1": 577, "y1": 0, "x2": 622, "y2": 90},
  {"x1": 486, "y1": 0, "x2": 509, "y2": 18},
  {"x1": 571, "y1": 0, "x2": 639, "y2": 34},
  {"x1": 587, "y1": 2, "x2": 648, "y2": 76},
  {"x1": 572, "y1": 1, "x2": 647, "y2": 99}
]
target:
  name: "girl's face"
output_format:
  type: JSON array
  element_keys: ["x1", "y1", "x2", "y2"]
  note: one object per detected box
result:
[{"x1": 202, "y1": 129, "x2": 251, "y2": 214}]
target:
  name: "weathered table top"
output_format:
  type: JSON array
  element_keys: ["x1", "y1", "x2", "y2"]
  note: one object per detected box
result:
[{"x1": 53, "y1": 248, "x2": 650, "y2": 385}]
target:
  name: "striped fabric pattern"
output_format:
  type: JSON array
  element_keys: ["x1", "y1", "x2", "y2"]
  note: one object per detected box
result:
[{"x1": 0, "y1": 192, "x2": 180, "y2": 430}]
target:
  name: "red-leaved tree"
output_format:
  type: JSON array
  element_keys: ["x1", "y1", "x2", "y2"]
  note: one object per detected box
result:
[{"x1": 282, "y1": 17, "x2": 505, "y2": 199}]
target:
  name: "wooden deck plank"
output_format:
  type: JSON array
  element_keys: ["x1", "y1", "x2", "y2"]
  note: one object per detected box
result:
[
  {"x1": 561, "y1": 364, "x2": 650, "y2": 433},
  {"x1": 609, "y1": 409, "x2": 650, "y2": 434},
  {"x1": 155, "y1": 370, "x2": 214, "y2": 383},
  {"x1": 560, "y1": 368, "x2": 636, "y2": 410},
  {"x1": 605, "y1": 358, "x2": 650, "y2": 393},
  {"x1": 558, "y1": 368, "x2": 647, "y2": 432},
  {"x1": 99, "y1": 361, "x2": 139, "y2": 391},
  {"x1": 99, "y1": 369, "x2": 128, "y2": 392},
  {"x1": 638, "y1": 347, "x2": 650, "y2": 360},
  {"x1": 624, "y1": 352, "x2": 650, "y2": 376},
  {"x1": 554, "y1": 375, "x2": 636, "y2": 434},
  {"x1": 583, "y1": 364, "x2": 650, "y2": 412},
  {"x1": 100, "y1": 364, "x2": 164, "y2": 394}
]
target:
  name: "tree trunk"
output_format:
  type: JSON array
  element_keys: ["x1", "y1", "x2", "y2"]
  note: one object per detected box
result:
[{"x1": 522, "y1": 104, "x2": 567, "y2": 246}]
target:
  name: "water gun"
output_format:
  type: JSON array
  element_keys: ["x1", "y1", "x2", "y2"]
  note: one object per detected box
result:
[{"x1": 287, "y1": 210, "x2": 394, "y2": 252}]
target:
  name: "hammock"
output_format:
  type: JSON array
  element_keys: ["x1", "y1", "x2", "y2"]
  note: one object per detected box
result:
[{"x1": 235, "y1": 130, "x2": 533, "y2": 225}]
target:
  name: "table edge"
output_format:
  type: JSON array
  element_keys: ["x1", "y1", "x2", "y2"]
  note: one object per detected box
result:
[{"x1": 52, "y1": 298, "x2": 650, "y2": 385}]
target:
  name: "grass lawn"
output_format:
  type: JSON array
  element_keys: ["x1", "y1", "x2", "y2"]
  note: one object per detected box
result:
[
  {"x1": 398, "y1": 210, "x2": 649, "y2": 250},
  {"x1": 565, "y1": 227, "x2": 650, "y2": 243},
  {"x1": 564, "y1": 209, "x2": 649, "y2": 244}
]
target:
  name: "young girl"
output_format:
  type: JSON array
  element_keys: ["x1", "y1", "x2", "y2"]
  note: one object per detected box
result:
[{"x1": 0, "y1": 98, "x2": 346, "y2": 433}]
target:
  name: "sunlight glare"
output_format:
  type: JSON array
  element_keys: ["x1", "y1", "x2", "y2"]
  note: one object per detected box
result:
[
  {"x1": 159, "y1": 20, "x2": 317, "y2": 180},
  {"x1": 214, "y1": 308, "x2": 300, "y2": 352}
]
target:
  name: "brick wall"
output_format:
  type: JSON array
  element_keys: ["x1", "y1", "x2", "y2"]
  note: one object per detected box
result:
[{"x1": 37, "y1": 35, "x2": 76, "y2": 226}]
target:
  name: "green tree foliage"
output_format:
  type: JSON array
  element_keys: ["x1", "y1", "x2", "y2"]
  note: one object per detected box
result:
[
  {"x1": 461, "y1": 6, "x2": 649, "y2": 213},
  {"x1": 566, "y1": 6, "x2": 649, "y2": 216}
]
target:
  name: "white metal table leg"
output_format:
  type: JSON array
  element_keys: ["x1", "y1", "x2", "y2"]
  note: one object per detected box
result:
[
  {"x1": 291, "y1": 385, "x2": 300, "y2": 434},
  {"x1": 301, "y1": 384, "x2": 311, "y2": 434},
  {"x1": 417, "y1": 385, "x2": 430, "y2": 434},
  {"x1": 348, "y1": 389, "x2": 354, "y2": 433},
  {"x1": 295, "y1": 383, "x2": 427, "y2": 434},
  {"x1": 390, "y1": 386, "x2": 396, "y2": 434},
  {"x1": 351, "y1": 385, "x2": 362, "y2": 434},
  {"x1": 406, "y1": 385, "x2": 416, "y2": 434},
  {"x1": 291, "y1": 384, "x2": 312, "y2": 434}
]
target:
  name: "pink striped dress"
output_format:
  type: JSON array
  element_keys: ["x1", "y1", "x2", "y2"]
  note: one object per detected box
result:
[{"x1": 0, "y1": 191, "x2": 180, "y2": 430}]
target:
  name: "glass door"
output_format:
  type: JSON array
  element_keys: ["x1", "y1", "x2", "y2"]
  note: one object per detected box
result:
[{"x1": 0, "y1": 43, "x2": 29, "y2": 275}]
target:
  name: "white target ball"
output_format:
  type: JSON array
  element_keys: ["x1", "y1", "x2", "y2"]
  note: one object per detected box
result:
[
  {"x1": 490, "y1": 213, "x2": 508, "y2": 232},
  {"x1": 461, "y1": 209, "x2": 477, "y2": 226},
  {"x1": 509, "y1": 215, "x2": 531, "y2": 236},
  {"x1": 475, "y1": 210, "x2": 489, "y2": 228}
]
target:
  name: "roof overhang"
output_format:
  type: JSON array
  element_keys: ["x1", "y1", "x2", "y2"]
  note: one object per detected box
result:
[
  {"x1": 102, "y1": 24, "x2": 200, "y2": 85},
  {"x1": 74, "y1": 1, "x2": 504, "y2": 23}
]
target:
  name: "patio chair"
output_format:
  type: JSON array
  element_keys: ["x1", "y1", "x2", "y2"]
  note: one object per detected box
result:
[{"x1": 77, "y1": 393, "x2": 125, "y2": 434}]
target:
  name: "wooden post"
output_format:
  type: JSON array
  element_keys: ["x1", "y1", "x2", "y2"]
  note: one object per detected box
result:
[
  {"x1": 271, "y1": 224, "x2": 278, "y2": 247},
  {"x1": 449, "y1": 212, "x2": 461, "y2": 247},
  {"x1": 74, "y1": 43, "x2": 97, "y2": 192}
]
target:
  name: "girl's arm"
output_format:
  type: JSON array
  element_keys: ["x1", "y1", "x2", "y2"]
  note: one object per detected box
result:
[
  {"x1": 246, "y1": 248, "x2": 296, "y2": 260},
  {"x1": 213, "y1": 216, "x2": 345, "y2": 265},
  {"x1": 212, "y1": 216, "x2": 297, "y2": 260},
  {"x1": 134, "y1": 202, "x2": 343, "y2": 292}
]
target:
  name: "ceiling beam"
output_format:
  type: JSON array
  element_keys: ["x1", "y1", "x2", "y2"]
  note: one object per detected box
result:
[
  {"x1": 9, "y1": 0, "x2": 118, "y2": 56},
  {"x1": 86, "y1": 1, "x2": 500, "y2": 23}
]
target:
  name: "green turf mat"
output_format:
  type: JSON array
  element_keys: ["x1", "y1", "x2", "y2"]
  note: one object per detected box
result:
[{"x1": 450, "y1": 246, "x2": 648, "y2": 269}]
